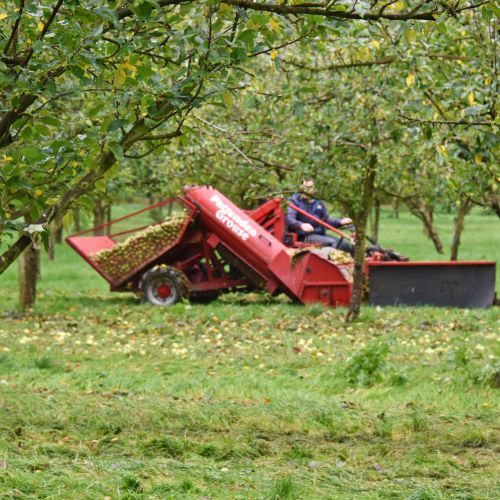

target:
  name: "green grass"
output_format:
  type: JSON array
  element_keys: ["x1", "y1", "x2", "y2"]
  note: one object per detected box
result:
[
  {"x1": 376, "y1": 208, "x2": 499, "y2": 263},
  {"x1": 0, "y1": 206, "x2": 498, "y2": 498}
]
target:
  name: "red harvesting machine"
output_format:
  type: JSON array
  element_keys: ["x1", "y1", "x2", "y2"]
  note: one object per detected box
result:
[{"x1": 67, "y1": 186, "x2": 496, "y2": 308}]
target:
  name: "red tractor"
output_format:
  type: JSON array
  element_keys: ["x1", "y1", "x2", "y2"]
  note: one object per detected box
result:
[{"x1": 67, "y1": 186, "x2": 496, "y2": 308}]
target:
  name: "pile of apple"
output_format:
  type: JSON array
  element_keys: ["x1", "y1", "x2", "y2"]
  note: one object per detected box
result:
[
  {"x1": 92, "y1": 212, "x2": 188, "y2": 280},
  {"x1": 327, "y1": 249, "x2": 354, "y2": 266}
]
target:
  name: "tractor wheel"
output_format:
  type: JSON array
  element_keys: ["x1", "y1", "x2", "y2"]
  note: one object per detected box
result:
[{"x1": 140, "y1": 266, "x2": 190, "y2": 306}]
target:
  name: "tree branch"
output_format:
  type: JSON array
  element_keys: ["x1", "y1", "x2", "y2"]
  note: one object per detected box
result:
[
  {"x1": 39, "y1": 0, "x2": 65, "y2": 41},
  {"x1": 283, "y1": 57, "x2": 396, "y2": 71},
  {"x1": 221, "y1": 0, "x2": 445, "y2": 21},
  {"x1": 397, "y1": 113, "x2": 492, "y2": 127},
  {"x1": 138, "y1": 129, "x2": 182, "y2": 141},
  {"x1": 4, "y1": 0, "x2": 25, "y2": 55},
  {"x1": 250, "y1": 29, "x2": 313, "y2": 58}
]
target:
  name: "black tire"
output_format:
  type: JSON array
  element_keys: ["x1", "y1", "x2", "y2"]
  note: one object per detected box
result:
[{"x1": 140, "y1": 266, "x2": 190, "y2": 306}]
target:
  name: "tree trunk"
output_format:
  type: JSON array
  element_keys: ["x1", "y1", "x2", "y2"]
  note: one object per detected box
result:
[
  {"x1": 93, "y1": 198, "x2": 107, "y2": 235},
  {"x1": 347, "y1": 155, "x2": 377, "y2": 322},
  {"x1": 47, "y1": 214, "x2": 63, "y2": 260},
  {"x1": 55, "y1": 218, "x2": 64, "y2": 243},
  {"x1": 73, "y1": 207, "x2": 81, "y2": 232},
  {"x1": 47, "y1": 235, "x2": 55, "y2": 261},
  {"x1": 393, "y1": 198, "x2": 400, "y2": 219},
  {"x1": 36, "y1": 249, "x2": 41, "y2": 279},
  {"x1": 450, "y1": 198, "x2": 473, "y2": 261},
  {"x1": 370, "y1": 197, "x2": 381, "y2": 243},
  {"x1": 106, "y1": 205, "x2": 112, "y2": 235},
  {"x1": 408, "y1": 199, "x2": 444, "y2": 254},
  {"x1": 18, "y1": 217, "x2": 39, "y2": 310}
]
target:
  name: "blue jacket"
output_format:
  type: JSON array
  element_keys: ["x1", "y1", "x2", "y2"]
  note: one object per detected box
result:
[{"x1": 287, "y1": 193, "x2": 343, "y2": 239}]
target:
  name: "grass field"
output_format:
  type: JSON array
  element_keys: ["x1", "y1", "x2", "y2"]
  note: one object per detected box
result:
[{"x1": 0, "y1": 207, "x2": 499, "y2": 498}]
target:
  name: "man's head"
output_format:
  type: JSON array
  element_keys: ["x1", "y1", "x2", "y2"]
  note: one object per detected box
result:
[{"x1": 300, "y1": 178, "x2": 315, "y2": 199}]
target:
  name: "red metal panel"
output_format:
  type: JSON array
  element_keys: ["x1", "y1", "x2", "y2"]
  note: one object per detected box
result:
[
  {"x1": 66, "y1": 235, "x2": 117, "y2": 283},
  {"x1": 66, "y1": 197, "x2": 197, "y2": 287},
  {"x1": 250, "y1": 198, "x2": 286, "y2": 241},
  {"x1": 268, "y1": 250, "x2": 352, "y2": 306},
  {"x1": 183, "y1": 186, "x2": 289, "y2": 277},
  {"x1": 66, "y1": 235, "x2": 116, "y2": 255}
]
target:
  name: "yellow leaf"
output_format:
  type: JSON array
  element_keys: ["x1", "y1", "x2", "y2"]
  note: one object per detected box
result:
[
  {"x1": 38, "y1": 21, "x2": 44, "y2": 32},
  {"x1": 485, "y1": 77, "x2": 492, "y2": 85},
  {"x1": 404, "y1": 29, "x2": 417, "y2": 43},
  {"x1": 113, "y1": 68, "x2": 126, "y2": 88},
  {"x1": 456, "y1": 59, "x2": 463, "y2": 65},
  {"x1": 34, "y1": 189, "x2": 43, "y2": 198},
  {"x1": 0, "y1": 13, "x2": 8, "y2": 20},
  {"x1": 474, "y1": 154, "x2": 482, "y2": 164},
  {"x1": 436, "y1": 144, "x2": 448, "y2": 157},
  {"x1": 269, "y1": 18, "x2": 280, "y2": 33},
  {"x1": 356, "y1": 46, "x2": 371, "y2": 62},
  {"x1": 2, "y1": 156, "x2": 13, "y2": 162},
  {"x1": 406, "y1": 72, "x2": 416, "y2": 87},
  {"x1": 120, "y1": 62, "x2": 137, "y2": 76},
  {"x1": 62, "y1": 211, "x2": 74, "y2": 231},
  {"x1": 247, "y1": 19, "x2": 258, "y2": 30},
  {"x1": 467, "y1": 91, "x2": 476, "y2": 105},
  {"x1": 270, "y1": 49, "x2": 278, "y2": 61},
  {"x1": 393, "y1": 1, "x2": 406, "y2": 12},
  {"x1": 369, "y1": 40, "x2": 381, "y2": 50},
  {"x1": 221, "y1": 91, "x2": 233, "y2": 108},
  {"x1": 219, "y1": 4, "x2": 234, "y2": 16}
]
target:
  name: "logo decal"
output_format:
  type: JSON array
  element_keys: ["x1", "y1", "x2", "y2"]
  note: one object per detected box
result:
[{"x1": 210, "y1": 194, "x2": 257, "y2": 241}]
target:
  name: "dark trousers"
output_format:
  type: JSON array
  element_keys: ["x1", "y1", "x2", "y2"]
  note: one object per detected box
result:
[{"x1": 304, "y1": 234, "x2": 353, "y2": 255}]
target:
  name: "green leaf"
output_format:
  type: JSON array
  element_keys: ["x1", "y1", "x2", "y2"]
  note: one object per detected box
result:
[
  {"x1": 32, "y1": 40, "x2": 43, "y2": 53},
  {"x1": 131, "y1": 3, "x2": 154, "y2": 19},
  {"x1": 463, "y1": 105, "x2": 486, "y2": 116},
  {"x1": 107, "y1": 119, "x2": 128, "y2": 133},
  {"x1": 231, "y1": 47, "x2": 247, "y2": 62},
  {"x1": 293, "y1": 101, "x2": 304, "y2": 119},
  {"x1": 40, "y1": 116, "x2": 61, "y2": 127},
  {"x1": 248, "y1": 13, "x2": 270, "y2": 28},
  {"x1": 69, "y1": 64, "x2": 85, "y2": 80},
  {"x1": 404, "y1": 29, "x2": 418, "y2": 43},
  {"x1": 29, "y1": 201, "x2": 43, "y2": 221},
  {"x1": 238, "y1": 30, "x2": 256, "y2": 47},
  {"x1": 435, "y1": 22, "x2": 447, "y2": 35},
  {"x1": 108, "y1": 142, "x2": 123, "y2": 160}
]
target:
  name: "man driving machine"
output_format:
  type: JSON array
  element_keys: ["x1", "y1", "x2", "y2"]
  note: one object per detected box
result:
[{"x1": 286, "y1": 178, "x2": 354, "y2": 255}]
